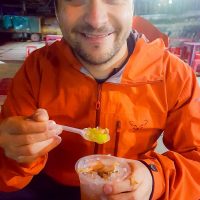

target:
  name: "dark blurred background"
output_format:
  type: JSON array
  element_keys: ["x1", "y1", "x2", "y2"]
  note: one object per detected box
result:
[{"x1": 0, "y1": 0, "x2": 200, "y2": 41}]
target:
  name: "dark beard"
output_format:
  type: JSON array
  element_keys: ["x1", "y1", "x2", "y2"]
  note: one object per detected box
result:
[
  {"x1": 71, "y1": 41, "x2": 120, "y2": 65},
  {"x1": 63, "y1": 23, "x2": 130, "y2": 65}
]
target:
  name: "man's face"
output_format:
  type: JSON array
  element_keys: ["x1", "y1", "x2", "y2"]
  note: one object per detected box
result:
[{"x1": 56, "y1": 0, "x2": 133, "y2": 65}]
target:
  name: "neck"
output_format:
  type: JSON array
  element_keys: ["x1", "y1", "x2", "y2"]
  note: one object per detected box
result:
[{"x1": 77, "y1": 43, "x2": 128, "y2": 80}]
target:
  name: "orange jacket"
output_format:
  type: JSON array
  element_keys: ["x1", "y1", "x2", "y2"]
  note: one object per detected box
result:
[{"x1": 0, "y1": 37, "x2": 200, "y2": 199}]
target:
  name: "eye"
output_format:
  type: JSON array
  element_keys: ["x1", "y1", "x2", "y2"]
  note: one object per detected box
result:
[
  {"x1": 64, "y1": 0, "x2": 86, "y2": 6},
  {"x1": 105, "y1": 0, "x2": 126, "y2": 5},
  {"x1": 64, "y1": 0, "x2": 125, "y2": 6}
]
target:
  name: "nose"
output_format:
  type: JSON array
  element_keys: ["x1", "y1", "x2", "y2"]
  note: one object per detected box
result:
[{"x1": 84, "y1": 0, "x2": 108, "y2": 29}]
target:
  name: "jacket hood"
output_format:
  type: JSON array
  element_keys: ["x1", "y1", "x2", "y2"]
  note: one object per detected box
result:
[
  {"x1": 121, "y1": 37, "x2": 166, "y2": 84},
  {"x1": 52, "y1": 34, "x2": 167, "y2": 85}
]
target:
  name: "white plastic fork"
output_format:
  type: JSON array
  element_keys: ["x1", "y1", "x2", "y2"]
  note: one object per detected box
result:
[
  {"x1": 60, "y1": 125, "x2": 88, "y2": 140},
  {"x1": 59, "y1": 124, "x2": 110, "y2": 144}
]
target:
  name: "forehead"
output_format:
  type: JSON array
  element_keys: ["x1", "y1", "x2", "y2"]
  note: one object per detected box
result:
[
  {"x1": 56, "y1": 0, "x2": 134, "y2": 5},
  {"x1": 55, "y1": 0, "x2": 134, "y2": 12}
]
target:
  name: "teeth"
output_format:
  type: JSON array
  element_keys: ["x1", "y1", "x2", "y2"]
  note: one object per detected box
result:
[{"x1": 84, "y1": 34, "x2": 108, "y2": 38}]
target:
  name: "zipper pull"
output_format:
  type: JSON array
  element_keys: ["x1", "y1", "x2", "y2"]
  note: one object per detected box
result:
[
  {"x1": 96, "y1": 100, "x2": 101, "y2": 110},
  {"x1": 96, "y1": 84, "x2": 102, "y2": 110}
]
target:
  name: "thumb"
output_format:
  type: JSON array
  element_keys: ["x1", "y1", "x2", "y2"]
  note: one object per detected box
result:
[
  {"x1": 30, "y1": 108, "x2": 49, "y2": 122},
  {"x1": 103, "y1": 184, "x2": 113, "y2": 195},
  {"x1": 103, "y1": 179, "x2": 133, "y2": 195}
]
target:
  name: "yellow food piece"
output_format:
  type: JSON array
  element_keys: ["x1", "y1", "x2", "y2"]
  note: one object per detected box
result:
[{"x1": 85, "y1": 127, "x2": 110, "y2": 144}]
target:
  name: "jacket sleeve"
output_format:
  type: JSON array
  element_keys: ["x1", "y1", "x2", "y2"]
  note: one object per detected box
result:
[
  {"x1": 0, "y1": 54, "x2": 48, "y2": 192},
  {"x1": 142, "y1": 59, "x2": 200, "y2": 199}
]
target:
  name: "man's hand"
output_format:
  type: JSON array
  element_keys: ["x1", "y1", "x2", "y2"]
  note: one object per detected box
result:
[
  {"x1": 0, "y1": 108, "x2": 62, "y2": 163},
  {"x1": 103, "y1": 160, "x2": 153, "y2": 200}
]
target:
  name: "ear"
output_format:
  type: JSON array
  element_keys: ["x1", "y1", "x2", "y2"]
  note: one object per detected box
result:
[
  {"x1": 54, "y1": 0, "x2": 59, "y2": 23},
  {"x1": 132, "y1": 0, "x2": 135, "y2": 14},
  {"x1": 55, "y1": 11, "x2": 59, "y2": 24},
  {"x1": 54, "y1": 4, "x2": 60, "y2": 25}
]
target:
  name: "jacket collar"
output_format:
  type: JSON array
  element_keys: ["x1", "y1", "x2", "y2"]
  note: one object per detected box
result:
[
  {"x1": 56, "y1": 34, "x2": 166, "y2": 84},
  {"x1": 121, "y1": 37, "x2": 166, "y2": 84}
]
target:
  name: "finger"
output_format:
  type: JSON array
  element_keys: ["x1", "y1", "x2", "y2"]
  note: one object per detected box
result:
[
  {"x1": 104, "y1": 179, "x2": 133, "y2": 195},
  {"x1": 7, "y1": 126, "x2": 62, "y2": 146},
  {"x1": 15, "y1": 154, "x2": 47, "y2": 164},
  {"x1": 8, "y1": 118, "x2": 58, "y2": 135},
  {"x1": 8, "y1": 136, "x2": 62, "y2": 163},
  {"x1": 29, "y1": 108, "x2": 49, "y2": 122},
  {"x1": 132, "y1": 188, "x2": 151, "y2": 200},
  {"x1": 5, "y1": 117, "x2": 48, "y2": 134},
  {"x1": 13, "y1": 135, "x2": 62, "y2": 157},
  {"x1": 107, "y1": 191, "x2": 134, "y2": 200}
]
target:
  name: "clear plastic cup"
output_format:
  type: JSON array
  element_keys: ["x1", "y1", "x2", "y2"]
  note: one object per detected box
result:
[{"x1": 75, "y1": 154, "x2": 131, "y2": 200}]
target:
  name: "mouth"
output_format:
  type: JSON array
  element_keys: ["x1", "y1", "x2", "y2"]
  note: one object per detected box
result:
[
  {"x1": 81, "y1": 32, "x2": 113, "y2": 38},
  {"x1": 78, "y1": 32, "x2": 114, "y2": 43}
]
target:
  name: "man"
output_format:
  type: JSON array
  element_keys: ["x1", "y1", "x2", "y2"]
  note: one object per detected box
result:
[{"x1": 0, "y1": 0, "x2": 199, "y2": 199}]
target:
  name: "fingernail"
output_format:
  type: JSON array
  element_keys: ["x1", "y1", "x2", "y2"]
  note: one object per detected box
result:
[
  {"x1": 34, "y1": 108, "x2": 43, "y2": 117},
  {"x1": 56, "y1": 136, "x2": 62, "y2": 141},
  {"x1": 48, "y1": 120, "x2": 56, "y2": 130},
  {"x1": 55, "y1": 126, "x2": 63, "y2": 135}
]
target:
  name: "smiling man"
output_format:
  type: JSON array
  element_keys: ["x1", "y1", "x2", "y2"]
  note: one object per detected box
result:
[
  {"x1": 57, "y1": 0, "x2": 132, "y2": 62},
  {"x1": 55, "y1": 0, "x2": 133, "y2": 80},
  {"x1": 0, "y1": 0, "x2": 200, "y2": 200}
]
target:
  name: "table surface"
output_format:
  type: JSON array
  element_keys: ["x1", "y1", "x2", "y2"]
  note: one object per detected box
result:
[{"x1": 0, "y1": 63, "x2": 21, "y2": 79}]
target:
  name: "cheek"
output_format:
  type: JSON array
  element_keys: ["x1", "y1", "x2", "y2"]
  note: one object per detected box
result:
[
  {"x1": 58, "y1": 8, "x2": 81, "y2": 31},
  {"x1": 58, "y1": 17, "x2": 74, "y2": 36},
  {"x1": 111, "y1": 8, "x2": 133, "y2": 30}
]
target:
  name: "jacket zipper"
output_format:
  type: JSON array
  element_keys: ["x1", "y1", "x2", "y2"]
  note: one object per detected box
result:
[
  {"x1": 114, "y1": 121, "x2": 121, "y2": 156},
  {"x1": 94, "y1": 83, "x2": 102, "y2": 154},
  {"x1": 92, "y1": 79, "x2": 162, "y2": 154}
]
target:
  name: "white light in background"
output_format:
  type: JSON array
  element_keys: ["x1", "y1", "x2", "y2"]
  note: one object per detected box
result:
[
  {"x1": 169, "y1": 0, "x2": 173, "y2": 4},
  {"x1": 0, "y1": 61, "x2": 5, "y2": 64}
]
